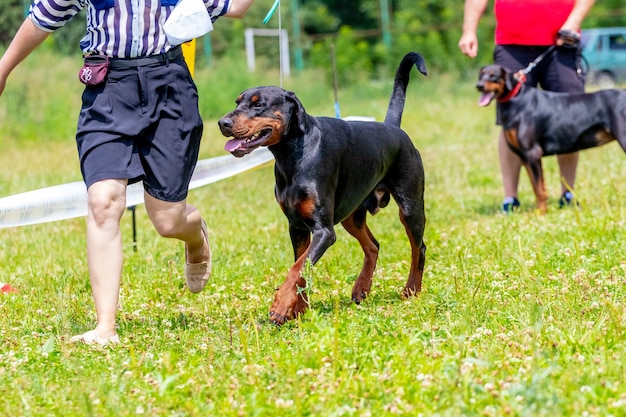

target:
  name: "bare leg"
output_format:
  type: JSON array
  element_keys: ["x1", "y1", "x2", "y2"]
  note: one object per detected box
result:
[
  {"x1": 557, "y1": 152, "x2": 578, "y2": 194},
  {"x1": 70, "y1": 179, "x2": 127, "y2": 344},
  {"x1": 71, "y1": 185, "x2": 209, "y2": 345},
  {"x1": 498, "y1": 129, "x2": 522, "y2": 200},
  {"x1": 143, "y1": 192, "x2": 207, "y2": 262},
  {"x1": 144, "y1": 192, "x2": 210, "y2": 293}
]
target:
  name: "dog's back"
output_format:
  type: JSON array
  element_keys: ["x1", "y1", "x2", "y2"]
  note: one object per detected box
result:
[{"x1": 502, "y1": 86, "x2": 626, "y2": 155}]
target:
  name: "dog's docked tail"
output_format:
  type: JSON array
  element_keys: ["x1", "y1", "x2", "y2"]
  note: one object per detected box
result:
[{"x1": 384, "y1": 52, "x2": 428, "y2": 127}]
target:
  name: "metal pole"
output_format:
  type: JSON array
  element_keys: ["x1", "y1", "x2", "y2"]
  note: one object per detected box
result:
[
  {"x1": 330, "y1": 44, "x2": 340, "y2": 119},
  {"x1": 127, "y1": 206, "x2": 137, "y2": 252},
  {"x1": 380, "y1": 0, "x2": 392, "y2": 49},
  {"x1": 292, "y1": 0, "x2": 304, "y2": 71}
]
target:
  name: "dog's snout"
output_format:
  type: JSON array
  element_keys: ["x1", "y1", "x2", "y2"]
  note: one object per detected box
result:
[{"x1": 218, "y1": 116, "x2": 234, "y2": 135}]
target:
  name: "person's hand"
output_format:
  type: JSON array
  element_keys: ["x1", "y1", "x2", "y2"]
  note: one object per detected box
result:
[
  {"x1": 556, "y1": 29, "x2": 580, "y2": 48},
  {"x1": 458, "y1": 31, "x2": 479, "y2": 58}
]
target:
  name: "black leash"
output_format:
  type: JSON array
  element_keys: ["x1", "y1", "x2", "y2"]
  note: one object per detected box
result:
[
  {"x1": 519, "y1": 45, "x2": 556, "y2": 77},
  {"x1": 516, "y1": 39, "x2": 588, "y2": 81},
  {"x1": 507, "y1": 44, "x2": 559, "y2": 101}
]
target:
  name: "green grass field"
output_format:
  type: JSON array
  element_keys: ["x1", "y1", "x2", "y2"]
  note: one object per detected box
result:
[{"x1": 1, "y1": 50, "x2": 625, "y2": 416}]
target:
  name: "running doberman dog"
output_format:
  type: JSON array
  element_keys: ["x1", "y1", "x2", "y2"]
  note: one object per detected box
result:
[
  {"x1": 477, "y1": 64, "x2": 626, "y2": 213},
  {"x1": 218, "y1": 52, "x2": 428, "y2": 325}
]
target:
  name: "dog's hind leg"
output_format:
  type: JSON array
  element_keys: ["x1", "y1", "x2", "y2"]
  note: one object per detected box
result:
[
  {"x1": 341, "y1": 209, "x2": 380, "y2": 304},
  {"x1": 395, "y1": 198, "x2": 426, "y2": 298},
  {"x1": 401, "y1": 220, "x2": 426, "y2": 297},
  {"x1": 523, "y1": 157, "x2": 548, "y2": 214}
]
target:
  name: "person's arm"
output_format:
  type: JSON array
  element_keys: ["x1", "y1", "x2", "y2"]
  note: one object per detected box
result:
[
  {"x1": 561, "y1": 0, "x2": 595, "y2": 31},
  {"x1": 458, "y1": 0, "x2": 489, "y2": 58},
  {"x1": 224, "y1": 0, "x2": 256, "y2": 18},
  {"x1": 0, "y1": 18, "x2": 51, "y2": 96}
]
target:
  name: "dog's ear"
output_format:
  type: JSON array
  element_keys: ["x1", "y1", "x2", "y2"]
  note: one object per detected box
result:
[
  {"x1": 502, "y1": 66, "x2": 515, "y2": 92},
  {"x1": 284, "y1": 90, "x2": 308, "y2": 136}
]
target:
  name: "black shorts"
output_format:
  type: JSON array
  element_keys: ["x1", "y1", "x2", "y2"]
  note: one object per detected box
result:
[
  {"x1": 76, "y1": 53, "x2": 203, "y2": 202},
  {"x1": 494, "y1": 44, "x2": 585, "y2": 124}
]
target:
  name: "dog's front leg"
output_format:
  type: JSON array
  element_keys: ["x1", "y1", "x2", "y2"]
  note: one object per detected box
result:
[
  {"x1": 270, "y1": 249, "x2": 310, "y2": 325},
  {"x1": 270, "y1": 226, "x2": 336, "y2": 325}
]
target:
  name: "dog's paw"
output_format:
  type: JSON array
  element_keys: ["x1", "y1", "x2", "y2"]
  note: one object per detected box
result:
[
  {"x1": 269, "y1": 291, "x2": 308, "y2": 325},
  {"x1": 402, "y1": 285, "x2": 420, "y2": 298},
  {"x1": 351, "y1": 277, "x2": 372, "y2": 304},
  {"x1": 351, "y1": 289, "x2": 370, "y2": 305}
]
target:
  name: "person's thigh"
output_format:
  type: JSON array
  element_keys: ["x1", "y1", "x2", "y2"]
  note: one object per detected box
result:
[
  {"x1": 77, "y1": 71, "x2": 146, "y2": 189},
  {"x1": 137, "y1": 58, "x2": 204, "y2": 203},
  {"x1": 539, "y1": 48, "x2": 585, "y2": 93}
]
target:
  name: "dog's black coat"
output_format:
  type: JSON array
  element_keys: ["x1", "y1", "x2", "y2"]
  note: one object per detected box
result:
[
  {"x1": 219, "y1": 52, "x2": 428, "y2": 324},
  {"x1": 477, "y1": 64, "x2": 626, "y2": 212}
]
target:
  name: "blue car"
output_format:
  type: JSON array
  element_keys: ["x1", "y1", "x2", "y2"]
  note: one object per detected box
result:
[{"x1": 581, "y1": 27, "x2": 626, "y2": 89}]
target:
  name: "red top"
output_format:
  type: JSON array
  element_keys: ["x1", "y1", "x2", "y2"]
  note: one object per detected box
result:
[{"x1": 495, "y1": 0, "x2": 574, "y2": 45}]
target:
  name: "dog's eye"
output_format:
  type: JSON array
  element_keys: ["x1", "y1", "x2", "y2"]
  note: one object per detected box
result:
[{"x1": 252, "y1": 101, "x2": 263, "y2": 108}]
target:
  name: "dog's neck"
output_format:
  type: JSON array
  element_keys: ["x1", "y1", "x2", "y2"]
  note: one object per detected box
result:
[{"x1": 498, "y1": 71, "x2": 527, "y2": 103}]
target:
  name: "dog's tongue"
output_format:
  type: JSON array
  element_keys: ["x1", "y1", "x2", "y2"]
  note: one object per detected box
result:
[
  {"x1": 224, "y1": 138, "x2": 244, "y2": 152},
  {"x1": 479, "y1": 92, "x2": 494, "y2": 107}
]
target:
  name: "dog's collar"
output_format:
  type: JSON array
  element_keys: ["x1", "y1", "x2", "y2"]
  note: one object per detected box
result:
[{"x1": 498, "y1": 71, "x2": 527, "y2": 103}]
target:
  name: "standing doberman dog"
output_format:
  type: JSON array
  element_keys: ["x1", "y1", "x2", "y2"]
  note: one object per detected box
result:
[
  {"x1": 477, "y1": 64, "x2": 626, "y2": 213},
  {"x1": 219, "y1": 52, "x2": 428, "y2": 325}
]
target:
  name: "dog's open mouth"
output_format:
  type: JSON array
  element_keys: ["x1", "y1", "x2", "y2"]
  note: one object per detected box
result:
[
  {"x1": 478, "y1": 91, "x2": 496, "y2": 107},
  {"x1": 224, "y1": 128, "x2": 273, "y2": 157}
]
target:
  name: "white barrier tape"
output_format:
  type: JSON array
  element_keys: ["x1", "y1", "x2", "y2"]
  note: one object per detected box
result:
[{"x1": 0, "y1": 148, "x2": 274, "y2": 229}]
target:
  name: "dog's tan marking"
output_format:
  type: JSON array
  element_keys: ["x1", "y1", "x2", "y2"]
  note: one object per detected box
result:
[
  {"x1": 482, "y1": 80, "x2": 504, "y2": 98},
  {"x1": 595, "y1": 128, "x2": 616, "y2": 146},
  {"x1": 270, "y1": 249, "x2": 310, "y2": 324},
  {"x1": 296, "y1": 197, "x2": 316, "y2": 220},
  {"x1": 229, "y1": 116, "x2": 285, "y2": 146},
  {"x1": 251, "y1": 95, "x2": 259, "y2": 103},
  {"x1": 504, "y1": 128, "x2": 520, "y2": 149}
]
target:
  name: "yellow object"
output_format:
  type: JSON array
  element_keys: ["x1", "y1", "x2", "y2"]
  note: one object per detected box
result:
[{"x1": 182, "y1": 39, "x2": 197, "y2": 78}]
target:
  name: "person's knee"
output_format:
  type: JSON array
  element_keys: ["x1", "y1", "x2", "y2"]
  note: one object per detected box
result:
[
  {"x1": 152, "y1": 220, "x2": 179, "y2": 238},
  {"x1": 88, "y1": 183, "x2": 127, "y2": 225},
  {"x1": 144, "y1": 200, "x2": 188, "y2": 238},
  {"x1": 88, "y1": 196, "x2": 126, "y2": 226}
]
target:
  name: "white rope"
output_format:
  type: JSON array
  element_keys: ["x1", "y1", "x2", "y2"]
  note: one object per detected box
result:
[{"x1": 0, "y1": 149, "x2": 274, "y2": 228}]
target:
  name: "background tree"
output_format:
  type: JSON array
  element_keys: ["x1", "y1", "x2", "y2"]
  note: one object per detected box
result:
[
  {"x1": 0, "y1": 0, "x2": 624, "y2": 80},
  {"x1": 0, "y1": 0, "x2": 24, "y2": 45}
]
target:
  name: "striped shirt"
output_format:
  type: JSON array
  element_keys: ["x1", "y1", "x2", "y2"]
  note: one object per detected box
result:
[{"x1": 29, "y1": 0, "x2": 230, "y2": 58}]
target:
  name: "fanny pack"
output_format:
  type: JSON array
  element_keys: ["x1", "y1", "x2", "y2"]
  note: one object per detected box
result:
[{"x1": 78, "y1": 55, "x2": 110, "y2": 86}]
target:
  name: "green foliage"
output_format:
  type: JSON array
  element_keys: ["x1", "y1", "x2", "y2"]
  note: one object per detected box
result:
[
  {"x1": 0, "y1": 50, "x2": 81, "y2": 145},
  {"x1": 309, "y1": 26, "x2": 378, "y2": 86},
  {"x1": 2, "y1": 0, "x2": 626, "y2": 84},
  {"x1": 0, "y1": 0, "x2": 25, "y2": 44},
  {"x1": 300, "y1": 0, "x2": 341, "y2": 34}
]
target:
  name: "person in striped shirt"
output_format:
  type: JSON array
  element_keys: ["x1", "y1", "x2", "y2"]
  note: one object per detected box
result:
[{"x1": 0, "y1": 0, "x2": 256, "y2": 345}]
